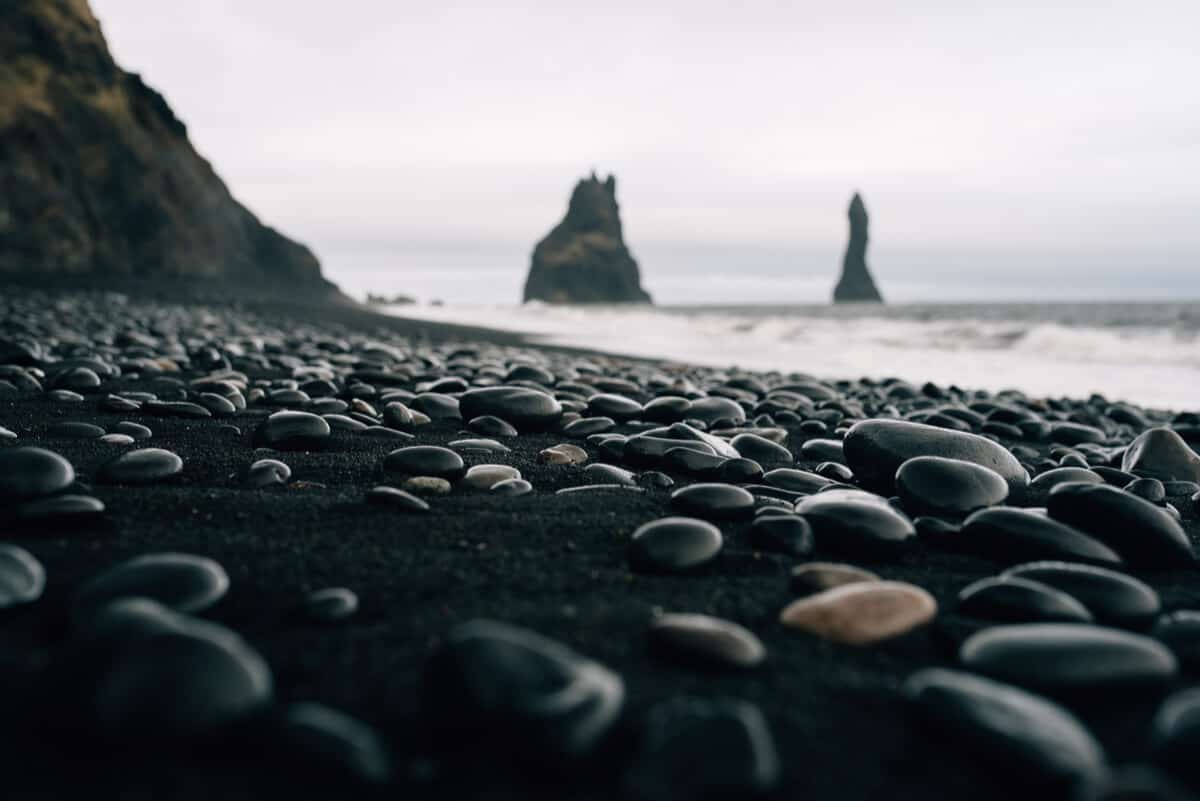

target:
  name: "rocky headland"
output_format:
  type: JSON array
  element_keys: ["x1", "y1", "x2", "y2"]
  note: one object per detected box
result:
[{"x1": 832, "y1": 193, "x2": 884, "y2": 304}]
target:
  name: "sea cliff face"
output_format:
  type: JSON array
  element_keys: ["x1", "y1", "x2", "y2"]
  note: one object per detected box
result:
[
  {"x1": 0, "y1": 0, "x2": 333, "y2": 291},
  {"x1": 523, "y1": 173, "x2": 652, "y2": 305},
  {"x1": 832, "y1": 193, "x2": 883, "y2": 304}
]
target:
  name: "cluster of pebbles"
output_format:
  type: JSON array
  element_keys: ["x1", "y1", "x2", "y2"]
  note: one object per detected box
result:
[{"x1": 2, "y1": 290, "x2": 1200, "y2": 799}]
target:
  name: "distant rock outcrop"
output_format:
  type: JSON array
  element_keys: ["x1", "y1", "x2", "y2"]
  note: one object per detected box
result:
[
  {"x1": 523, "y1": 173, "x2": 651, "y2": 304},
  {"x1": 0, "y1": 0, "x2": 335, "y2": 292},
  {"x1": 832, "y1": 193, "x2": 883, "y2": 304}
]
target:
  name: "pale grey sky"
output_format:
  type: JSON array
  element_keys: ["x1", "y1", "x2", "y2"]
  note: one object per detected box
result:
[{"x1": 91, "y1": 0, "x2": 1200, "y2": 303}]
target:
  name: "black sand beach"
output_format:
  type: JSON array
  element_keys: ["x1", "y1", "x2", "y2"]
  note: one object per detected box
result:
[{"x1": 1, "y1": 286, "x2": 1199, "y2": 800}]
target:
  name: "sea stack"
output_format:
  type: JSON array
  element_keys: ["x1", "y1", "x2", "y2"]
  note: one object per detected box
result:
[
  {"x1": 522, "y1": 173, "x2": 651, "y2": 305},
  {"x1": 832, "y1": 193, "x2": 883, "y2": 304},
  {"x1": 0, "y1": 0, "x2": 334, "y2": 293}
]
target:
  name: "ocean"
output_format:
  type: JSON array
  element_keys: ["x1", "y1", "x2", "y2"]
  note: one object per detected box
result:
[{"x1": 376, "y1": 300, "x2": 1200, "y2": 412}]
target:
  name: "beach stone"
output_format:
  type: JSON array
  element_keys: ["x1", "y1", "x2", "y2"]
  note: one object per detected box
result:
[
  {"x1": 255, "y1": 410, "x2": 331, "y2": 450},
  {"x1": 458, "y1": 387, "x2": 563, "y2": 431},
  {"x1": 638, "y1": 470, "x2": 675, "y2": 489},
  {"x1": 789, "y1": 562, "x2": 880, "y2": 594},
  {"x1": 366, "y1": 486, "x2": 431, "y2": 512},
  {"x1": 0, "y1": 544, "x2": 46, "y2": 608},
  {"x1": 958, "y1": 507, "x2": 1123, "y2": 566},
  {"x1": 360, "y1": 425, "x2": 413, "y2": 440},
  {"x1": 75, "y1": 552, "x2": 230, "y2": 619},
  {"x1": 383, "y1": 446, "x2": 466, "y2": 481},
  {"x1": 720, "y1": 457, "x2": 765, "y2": 483},
  {"x1": 1049, "y1": 422, "x2": 1107, "y2": 445},
  {"x1": 629, "y1": 517, "x2": 723, "y2": 572},
  {"x1": 763, "y1": 468, "x2": 833, "y2": 493},
  {"x1": 622, "y1": 696, "x2": 779, "y2": 801},
  {"x1": 98, "y1": 433, "x2": 135, "y2": 445},
  {"x1": 491, "y1": 478, "x2": 533, "y2": 496},
  {"x1": 563, "y1": 416, "x2": 616, "y2": 437},
  {"x1": 957, "y1": 576, "x2": 1093, "y2": 624},
  {"x1": 688, "y1": 396, "x2": 747, "y2": 426},
  {"x1": 98, "y1": 447, "x2": 183, "y2": 484},
  {"x1": 467, "y1": 414, "x2": 519, "y2": 438},
  {"x1": 903, "y1": 668, "x2": 1106, "y2": 792},
  {"x1": 92, "y1": 618, "x2": 273, "y2": 739},
  {"x1": 799, "y1": 438, "x2": 846, "y2": 462},
  {"x1": 960, "y1": 623, "x2": 1177, "y2": 695},
  {"x1": 305, "y1": 587, "x2": 359, "y2": 622},
  {"x1": 795, "y1": 489, "x2": 916, "y2": 559},
  {"x1": 648, "y1": 613, "x2": 766, "y2": 669},
  {"x1": 664, "y1": 447, "x2": 727, "y2": 477},
  {"x1": 17, "y1": 493, "x2": 106, "y2": 523},
  {"x1": 1030, "y1": 466, "x2": 1104, "y2": 492},
  {"x1": 1047, "y1": 482, "x2": 1193, "y2": 567},
  {"x1": 1126, "y1": 477, "x2": 1167, "y2": 504},
  {"x1": 539, "y1": 443, "x2": 588, "y2": 465},
  {"x1": 1124, "y1": 428, "x2": 1200, "y2": 483},
  {"x1": 0, "y1": 446, "x2": 75, "y2": 500},
  {"x1": 670, "y1": 483, "x2": 755, "y2": 520},
  {"x1": 113, "y1": 421, "x2": 152, "y2": 440},
  {"x1": 583, "y1": 463, "x2": 637, "y2": 486},
  {"x1": 748, "y1": 514, "x2": 814, "y2": 557},
  {"x1": 49, "y1": 389, "x2": 85, "y2": 402},
  {"x1": 1150, "y1": 688, "x2": 1200, "y2": 791},
  {"x1": 271, "y1": 702, "x2": 391, "y2": 786},
  {"x1": 421, "y1": 619, "x2": 624, "y2": 760},
  {"x1": 449, "y1": 438, "x2": 512, "y2": 454},
  {"x1": 461, "y1": 464, "x2": 521, "y2": 490},
  {"x1": 409, "y1": 392, "x2": 461, "y2": 420},
  {"x1": 895, "y1": 456, "x2": 1009, "y2": 517},
  {"x1": 1004, "y1": 561, "x2": 1160, "y2": 629},
  {"x1": 1151, "y1": 611, "x2": 1200, "y2": 671},
  {"x1": 587, "y1": 393, "x2": 643, "y2": 421},
  {"x1": 731, "y1": 433, "x2": 792, "y2": 468},
  {"x1": 47, "y1": 421, "x2": 105, "y2": 439},
  {"x1": 245, "y1": 458, "x2": 291, "y2": 488},
  {"x1": 642, "y1": 396, "x2": 692, "y2": 423},
  {"x1": 780, "y1": 580, "x2": 936, "y2": 645},
  {"x1": 402, "y1": 476, "x2": 452, "y2": 496},
  {"x1": 844, "y1": 419, "x2": 1029, "y2": 495},
  {"x1": 663, "y1": 422, "x2": 740, "y2": 459},
  {"x1": 0, "y1": 424, "x2": 15, "y2": 439}
]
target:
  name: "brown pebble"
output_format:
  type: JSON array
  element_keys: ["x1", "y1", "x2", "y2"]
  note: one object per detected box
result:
[{"x1": 539, "y1": 444, "x2": 588, "y2": 465}]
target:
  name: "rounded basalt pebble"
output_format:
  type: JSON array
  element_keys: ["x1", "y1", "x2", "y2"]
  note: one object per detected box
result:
[
  {"x1": 816, "y1": 461, "x2": 854, "y2": 482},
  {"x1": 383, "y1": 446, "x2": 466, "y2": 481},
  {"x1": 719, "y1": 457, "x2": 764, "y2": 483},
  {"x1": 197, "y1": 393, "x2": 237, "y2": 416},
  {"x1": 799, "y1": 438, "x2": 846, "y2": 462},
  {"x1": 895, "y1": 456, "x2": 1009, "y2": 518},
  {"x1": 669, "y1": 483, "x2": 755, "y2": 521},
  {"x1": 844, "y1": 419, "x2": 1030, "y2": 495},
  {"x1": 98, "y1": 448, "x2": 183, "y2": 485},
  {"x1": 17, "y1": 493, "x2": 106, "y2": 523},
  {"x1": 1123, "y1": 428, "x2": 1200, "y2": 483},
  {"x1": 794, "y1": 489, "x2": 916, "y2": 559},
  {"x1": 409, "y1": 392, "x2": 461, "y2": 420},
  {"x1": 305, "y1": 587, "x2": 359, "y2": 622},
  {"x1": 583, "y1": 464, "x2": 637, "y2": 486},
  {"x1": 629, "y1": 517, "x2": 723, "y2": 572},
  {"x1": 467, "y1": 414, "x2": 520, "y2": 438},
  {"x1": 914, "y1": 515, "x2": 961, "y2": 546},
  {"x1": 621, "y1": 696, "x2": 779, "y2": 801},
  {"x1": 421, "y1": 619, "x2": 624, "y2": 759},
  {"x1": 255, "y1": 411, "x2": 332, "y2": 450},
  {"x1": 366, "y1": 486, "x2": 431, "y2": 512},
  {"x1": 748, "y1": 514, "x2": 814, "y2": 557},
  {"x1": 642, "y1": 396, "x2": 692, "y2": 423},
  {"x1": 0, "y1": 424, "x2": 16, "y2": 439},
  {"x1": 49, "y1": 389, "x2": 85, "y2": 402},
  {"x1": 491, "y1": 478, "x2": 533, "y2": 496},
  {"x1": 1046, "y1": 482, "x2": 1194, "y2": 567},
  {"x1": 93, "y1": 618, "x2": 273, "y2": 739},
  {"x1": 903, "y1": 668, "x2": 1106, "y2": 792},
  {"x1": 1126, "y1": 477, "x2": 1167, "y2": 504},
  {"x1": 113, "y1": 421, "x2": 152, "y2": 440},
  {"x1": 1030, "y1": 466, "x2": 1104, "y2": 492},
  {"x1": 779, "y1": 581, "x2": 937, "y2": 645},
  {"x1": 730, "y1": 433, "x2": 792, "y2": 469},
  {"x1": 1151, "y1": 611, "x2": 1200, "y2": 671},
  {"x1": 1149, "y1": 687, "x2": 1200, "y2": 790},
  {"x1": 458, "y1": 387, "x2": 563, "y2": 432},
  {"x1": 539, "y1": 443, "x2": 588, "y2": 465},
  {"x1": 47, "y1": 421, "x2": 105, "y2": 439},
  {"x1": 270, "y1": 702, "x2": 391, "y2": 786},
  {"x1": 0, "y1": 446, "x2": 75, "y2": 500},
  {"x1": 763, "y1": 468, "x2": 833, "y2": 494},
  {"x1": 75, "y1": 553, "x2": 230, "y2": 619},
  {"x1": 687, "y1": 396, "x2": 747, "y2": 426},
  {"x1": 1004, "y1": 561, "x2": 1159, "y2": 629},
  {"x1": 638, "y1": 470, "x2": 675, "y2": 489},
  {"x1": 648, "y1": 613, "x2": 766, "y2": 669},
  {"x1": 960, "y1": 623, "x2": 1177, "y2": 695},
  {"x1": 664, "y1": 447, "x2": 728, "y2": 477},
  {"x1": 957, "y1": 576, "x2": 1093, "y2": 624},
  {"x1": 245, "y1": 458, "x2": 291, "y2": 488},
  {"x1": 98, "y1": 433, "x2": 136, "y2": 445},
  {"x1": 958, "y1": 507, "x2": 1123, "y2": 567},
  {"x1": 1049, "y1": 422, "x2": 1106, "y2": 445},
  {"x1": 0, "y1": 544, "x2": 46, "y2": 608},
  {"x1": 789, "y1": 562, "x2": 880, "y2": 595},
  {"x1": 402, "y1": 476, "x2": 452, "y2": 496},
  {"x1": 461, "y1": 464, "x2": 521, "y2": 490},
  {"x1": 449, "y1": 438, "x2": 511, "y2": 454},
  {"x1": 587, "y1": 393, "x2": 643, "y2": 421}
]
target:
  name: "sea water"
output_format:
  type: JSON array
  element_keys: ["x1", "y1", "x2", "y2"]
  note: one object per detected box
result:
[{"x1": 380, "y1": 301, "x2": 1200, "y2": 412}]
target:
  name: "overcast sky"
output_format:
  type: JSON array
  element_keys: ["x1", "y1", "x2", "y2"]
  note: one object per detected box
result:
[{"x1": 91, "y1": 0, "x2": 1200, "y2": 304}]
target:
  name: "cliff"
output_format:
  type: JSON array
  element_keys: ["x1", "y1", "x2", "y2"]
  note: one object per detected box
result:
[
  {"x1": 832, "y1": 193, "x2": 883, "y2": 304},
  {"x1": 523, "y1": 173, "x2": 651, "y2": 304},
  {"x1": 0, "y1": 0, "x2": 335, "y2": 293}
]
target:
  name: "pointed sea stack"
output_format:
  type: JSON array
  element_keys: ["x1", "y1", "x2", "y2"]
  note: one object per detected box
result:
[
  {"x1": 832, "y1": 193, "x2": 883, "y2": 304},
  {"x1": 523, "y1": 173, "x2": 651, "y2": 305},
  {"x1": 0, "y1": 0, "x2": 335, "y2": 294}
]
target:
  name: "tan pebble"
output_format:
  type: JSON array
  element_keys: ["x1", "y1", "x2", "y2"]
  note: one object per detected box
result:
[
  {"x1": 410, "y1": 411, "x2": 432, "y2": 426},
  {"x1": 461, "y1": 464, "x2": 521, "y2": 489},
  {"x1": 789, "y1": 562, "x2": 880, "y2": 594},
  {"x1": 539, "y1": 444, "x2": 588, "y2": 465},
  {"x1": 779, "y1": 581, "x2": 937, "y2": 645},
  {"x1": 403, "y1": 476, "x2": 452, "y2": 496},
  {"x1": 351, "y1": 399, "x2": 378, "y2": 417}
]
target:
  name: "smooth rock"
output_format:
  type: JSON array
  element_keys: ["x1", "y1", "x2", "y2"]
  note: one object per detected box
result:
[
  {"x1": 1047, "y1": 482, "x2": 1193, "y2": 567},
  {"x1": 1030, "y1": 466, "x2": 1104, "y2": 493},
  {"x1": 461, "y1": 464, "x2": 521, "y2": 490},
  {"x1": 669, "y1": 483, "x2": 755, "y2": 520},
  {"x1": 383, "y1": 446, "x2": 466, "y2": 481},
  {"x1": 587, "y1": 393, "x2": 643, "y2": 421},
  {"x1": 0, "y1": 446, "x2": 75, "y2": 500},
  {"x1": 895, "y1": 456, "x2": 1009, "y2": 517},
  {"x1": 305, "y1": 587, "x2": 359, "y2": 622},
  {"x1": 730, "y1": 433, "x2": 792, "y2": 469},
  {"x1": 539, "y1": 444, "x2": 588, "y2": 465},
  {"x1": 47, "y1": 421, "x2": 105, "y2": 439},
  {"x1": 763, "y1": 468, "x2": 833, "y2": 494},
  {"x1": 748, "y1": 514, "x2": 814, "y2": 557},
  {"x1": 957, "y1": 576, "x2": 1094, "y2": 624},
  {"x1": 648, "y1": 613, "x2": 766, "y2": 669},
  {"x1": 255, "y1": 411, "x2": 331, "y2": 450},
  {"x1": 958, "y1": 507, "x2": 1123, "y2": 566},
  {"x1": 97, "y1": 448, "x2": 183, "y2": 484},
  {"x1": 458, "y1": 387, "x2": 563, "y2": 432},
  {"x1": 271, "y1": 702, "x2": 391, "y2": 786},
  {"x1": 467, "y1": 415, "x2": 520, "y2": 438},
  {"x1": 16, "y1": 493, "x2": 105, "y2": 523},
  {"x1": 629, "y1": 517, "x2": 723, "y2": 572},
  {"x1": 402, "y1": 476, "x2": 452, "y2": 496},
  {"x1": 1003, "y1": 560, "x2": 1160, "y2": 629},
  {"x1": 366, "y1": 486, "x2": 431, "y2": 512},
  {"x1": 0, "y1": 544, "x2": 46, "y2": 608},
  {"x1": 583, "y1": 464, "x2": 637, "y2": 486},
  {"x1": 245, "y1": 458, "x2": 291, "y2": 488},
  {"x1": 1124, "y1": 428, "x2": 1200, "y2": 483},
  {"x1": 491, "y1": 478, "x2": 533, "y2": 496},
  {"x1": 1151, "y1": 611, "x2": 1200, "y2": 671},
  {"x1": 795, "y1": 489, "x2": 916, "y2": 559},
  {"x1": 74, "y1": 552, "x2": 230, "y2": 619},
  {"x1": 779, "y1": 581, "x2": 937, "y2": 645}
]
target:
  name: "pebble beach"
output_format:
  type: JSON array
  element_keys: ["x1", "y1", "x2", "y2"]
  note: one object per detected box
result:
[{"x1": 2, "y1": 286, "x2": 1200, "y2": 800}]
